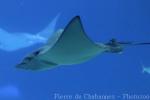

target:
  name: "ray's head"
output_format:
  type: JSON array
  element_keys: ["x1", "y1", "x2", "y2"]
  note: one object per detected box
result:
[
  {"x1": 16, "y1": 51, "x2": 41, "y2": 70},
  {"x1": 16, "y1": 55, "x2": 35, "y2": 70}
]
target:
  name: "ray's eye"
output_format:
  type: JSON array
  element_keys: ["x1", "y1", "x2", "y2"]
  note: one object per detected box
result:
[
  {"x1": 33, "y1": 50, "x2": 41, "y2": 56},
  {"x1": 24, "y1": 50, "x2": 41, "y2": 62}
]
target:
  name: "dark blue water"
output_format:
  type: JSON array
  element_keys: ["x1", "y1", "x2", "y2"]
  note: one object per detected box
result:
[{"x1": 0, "y1": 0, "x2": 150, "y2": 100}]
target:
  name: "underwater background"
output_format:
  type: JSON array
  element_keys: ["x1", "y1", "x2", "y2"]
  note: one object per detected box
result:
[{"x1": 0, "y1": 0, "x2": 150, "y2": 100}]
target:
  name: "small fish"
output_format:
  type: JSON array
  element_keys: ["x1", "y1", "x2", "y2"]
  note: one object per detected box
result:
[
  {"x1": 142, "y1": 65, "x2": 150, "y2": 74},
  {"x1": 140, "y1": 61, "x2": 150, "y2": 74},
  {"x1": 143, "y1": 67, "x2": 150, "y2": 74}
]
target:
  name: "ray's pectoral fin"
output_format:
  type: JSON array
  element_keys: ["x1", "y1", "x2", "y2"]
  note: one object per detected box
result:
[{"x1": 41, "y1": 16, "x2": 104, "y2": 64}]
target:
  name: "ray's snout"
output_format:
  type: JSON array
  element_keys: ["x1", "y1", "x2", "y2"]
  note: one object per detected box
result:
[
  {"x1": 16, "y1": 62, "x2": 26, "y2": 69},
  {"x1": 16, "y1": 56, "x2": 33, "y2": 69}
]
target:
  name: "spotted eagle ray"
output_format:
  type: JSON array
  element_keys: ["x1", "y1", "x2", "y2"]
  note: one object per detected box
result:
[{"x1": 16, "y1": 16, "x2": 150, "y2": 71}]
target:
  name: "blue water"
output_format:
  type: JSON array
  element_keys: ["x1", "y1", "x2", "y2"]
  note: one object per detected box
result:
[{"x1": 0, "y1": 0, "x2": 150, "y2": 100}]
